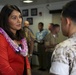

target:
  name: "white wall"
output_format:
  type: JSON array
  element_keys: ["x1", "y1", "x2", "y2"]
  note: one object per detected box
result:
[
  {"x1": 21, "y1": 0, "x2": 71, "y2": 35},
  {"x1": 0, "y1": 0, "x2": 71, "y2": 65},
  {"x1": 21, "y1": 0, "x2": 71, "y2": 65},
  {"x1": 22, "y1": 5, "x2": 52, "y2": 35},
  {"x1": 0, "y1": 0, "x2": 71, "y2": 36}
]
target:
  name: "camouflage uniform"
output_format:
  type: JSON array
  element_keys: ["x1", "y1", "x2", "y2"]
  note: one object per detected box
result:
[{"x1": 50, "y1": 33, "x2": 76, "y2": 75}]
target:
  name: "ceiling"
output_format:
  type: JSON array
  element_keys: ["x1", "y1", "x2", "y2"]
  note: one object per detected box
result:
[{"x1": 0, "y1": 0, "x2": 71, "y2": 7}]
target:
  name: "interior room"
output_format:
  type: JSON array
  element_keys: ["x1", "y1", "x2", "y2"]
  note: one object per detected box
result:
[{"x1": 0, "y1": 0, "x2": 73, "y2": 75}]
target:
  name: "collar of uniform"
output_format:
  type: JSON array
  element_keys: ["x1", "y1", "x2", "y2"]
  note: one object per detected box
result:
[{"x1": 70, "y1": 33, "x2": 76, "y2": 38}]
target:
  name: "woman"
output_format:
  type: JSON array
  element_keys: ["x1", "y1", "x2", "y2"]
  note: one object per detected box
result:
[{"x1": 0, "y1": 5, "x2": 31, "y2": 75}]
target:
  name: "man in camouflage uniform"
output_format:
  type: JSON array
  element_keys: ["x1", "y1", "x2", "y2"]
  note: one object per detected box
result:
[{"x1": 50, "y1": 1, "x2": 76, "y2": 75}]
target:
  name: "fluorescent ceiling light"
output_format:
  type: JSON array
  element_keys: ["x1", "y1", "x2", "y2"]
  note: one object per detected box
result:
[{"x1": 23, "y1": 0, "x2": 33, "y2": 3}]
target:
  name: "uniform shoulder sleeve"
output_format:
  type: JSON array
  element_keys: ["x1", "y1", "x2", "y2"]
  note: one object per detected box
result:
[{"x1": 50, "y1": 43, "x2": 69, "y2": 75}]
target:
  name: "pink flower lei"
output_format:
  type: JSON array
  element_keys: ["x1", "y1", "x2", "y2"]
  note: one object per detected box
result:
[{"x1": 0, "y1": 27, "x2": 28, "y2": 57}]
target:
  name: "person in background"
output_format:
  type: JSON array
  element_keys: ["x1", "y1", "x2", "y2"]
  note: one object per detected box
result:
[
  {"x1": 0, "y1": 5, "x2": 31, "y2": 75},
  {"x1": 50, "y1": 1, "x2": 76, "y2": 75},
  {"x1": 44, "y1": 23, "x2": 60, "y2": 70},
  {"x1": 23, "y1": 21, "x2": 35, "y2": 58},
  {"x1": 36, "y1": 22, "x2": 48, "y2": 71}
]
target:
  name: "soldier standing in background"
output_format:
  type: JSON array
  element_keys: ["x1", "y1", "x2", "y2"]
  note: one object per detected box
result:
[{"x1": 44, "y1": 23, "x2": 60, "y2": 70}]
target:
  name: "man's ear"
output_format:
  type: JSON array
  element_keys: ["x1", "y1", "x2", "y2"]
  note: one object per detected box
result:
[{"x1": 66, "y1": 18, "x2": 71, "y2": 26}]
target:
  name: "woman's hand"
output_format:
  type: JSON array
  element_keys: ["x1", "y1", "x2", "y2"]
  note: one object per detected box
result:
[{"x1": 27, "y1": 68, "x2": 31, "y2": 75}]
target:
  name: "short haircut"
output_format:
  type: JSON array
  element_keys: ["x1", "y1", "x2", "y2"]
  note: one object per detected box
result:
[
  {"x1": 50, "y1": 23, "x2": 54, "y2": 26},
  {"x1": 62, "y1": 1, "x2": 76, "y2": 22},
  {"x1": 38, "y1": 22, "x2": 44, "y2": 27},
  {"x1": 0, "y1": 5, "x2": 24, "y2": 40},
  {"x1": 52, "y1": 24, "x2": 60, "y2": 29}
]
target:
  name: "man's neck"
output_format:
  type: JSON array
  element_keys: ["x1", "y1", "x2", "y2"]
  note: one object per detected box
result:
[
  {"x1": 39, "y1": 29, "x2": 43, "y2": 32},
  {"x1": 68, "y1": 26, "x2": 76, "y2": 37},
  {"x1": 51, "y1": 31, "x2": 56, "y2": 35},
  {"x1": 24, "y1": 26, "x2": 29, "y2": 28},
  {"x1": 69, "y1": 31, "x2": 76, "y2": 37}
]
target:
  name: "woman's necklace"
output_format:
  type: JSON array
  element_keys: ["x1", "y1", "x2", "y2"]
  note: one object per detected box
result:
[{"x1": 0, "y1": 27, "x2": 28, "y2": 57}]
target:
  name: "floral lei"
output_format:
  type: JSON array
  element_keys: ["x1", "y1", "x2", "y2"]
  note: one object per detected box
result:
[{"x1": 0, "y1": 27, "x2": 28, "y2": 57}]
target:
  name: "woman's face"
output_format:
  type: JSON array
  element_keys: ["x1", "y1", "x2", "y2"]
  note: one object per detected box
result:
[{"x1": 8, "y1": 10, "x2": 22, "y2": 34}]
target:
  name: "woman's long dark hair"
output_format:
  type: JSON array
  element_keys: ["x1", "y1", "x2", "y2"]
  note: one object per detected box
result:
[{"x1": 0, "y1": 4, "x2": 24, "y2": 40}]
